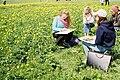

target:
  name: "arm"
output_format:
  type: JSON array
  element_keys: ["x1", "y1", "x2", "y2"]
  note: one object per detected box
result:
[
  {"x1": 83, "y1": 14, "x2": 88, "y2": 24},
  {"x1": 110, "y1": 15, "x2": 115, "y2": 23},
  {"x1": 114, "y1": 14, "x2": 120, "y2": 27},
  {"x1": 95, "y1": 27, "x2": 104, "y2": 45},
  {"x1": 52, "y1": 17, "x2": 62, "y2": 32}
]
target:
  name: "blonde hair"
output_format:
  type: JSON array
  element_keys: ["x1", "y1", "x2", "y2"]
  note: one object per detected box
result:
[
  {"x1": 59, "y1": 9, "x2": 71, "y2": 26},
  {"x1": 83, "y1": 6, "x2": 93, "y2": 16}
]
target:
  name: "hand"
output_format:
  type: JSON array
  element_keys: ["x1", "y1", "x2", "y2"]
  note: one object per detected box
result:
[
  {"x1": 95, "y1": 23, "x2": 98, "y2": 27},
  {"x1": 85, "y1": 21, "x2": 89, "y2": 24},
  {"x1": 61, "y1": 28, "x2": 67, "y2": 31},
  {"x1": 95, "y1": 16, "x2": 99, "y2": 21}
]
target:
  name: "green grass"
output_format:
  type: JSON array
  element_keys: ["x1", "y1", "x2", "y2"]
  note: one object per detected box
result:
[{"x1": 0, "y1": 1, "x2": 120, "y2": 80}]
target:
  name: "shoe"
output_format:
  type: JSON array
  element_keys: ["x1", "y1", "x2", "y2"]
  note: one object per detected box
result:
[{"x1": 63, "y1": 42, "x2": 71, "y2": 48}]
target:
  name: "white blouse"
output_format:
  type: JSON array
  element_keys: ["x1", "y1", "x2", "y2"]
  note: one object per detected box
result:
[{"x1": 83, "y1": 13, "x2": 94, "y2": 24}]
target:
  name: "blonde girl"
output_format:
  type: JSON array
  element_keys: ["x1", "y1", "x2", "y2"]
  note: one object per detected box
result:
[
  {"x1": 52, "y1": 9, "x2": 72, "y2": 48},
  {"x1": 83, "y1": 6, "x2": 94, "y2": 36}
]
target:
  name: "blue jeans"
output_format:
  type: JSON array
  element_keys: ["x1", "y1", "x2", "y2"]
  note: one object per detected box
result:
[
  {"x1": 83, "y1": 24, "x2": 90, "y2": 34},
  {"x1": 82, "y1": 41, "x2": 111, "y2": 56}
]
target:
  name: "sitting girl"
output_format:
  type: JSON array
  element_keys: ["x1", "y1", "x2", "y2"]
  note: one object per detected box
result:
[{"x1": 52, "y1": 9, "x2": 73, "y2": 48}]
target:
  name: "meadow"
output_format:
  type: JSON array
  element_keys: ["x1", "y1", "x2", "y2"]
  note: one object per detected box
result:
[{"x1": 0, "y1": 0, "x2": 120, "y2": 80}]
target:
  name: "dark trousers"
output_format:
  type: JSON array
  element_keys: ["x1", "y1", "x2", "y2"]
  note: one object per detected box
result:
[
  {"x1": 105, "y1": 0, "x2": 109, "y2": 5},
  {"x1": 3, "y1": 1, "x2": 6, "y2": 5},
  {"x1": 101, "y1": 3, "x2": 103, "y2": 5},
  {"x1": 53, "y1": 32, "x2": 73, "y2": 45}
]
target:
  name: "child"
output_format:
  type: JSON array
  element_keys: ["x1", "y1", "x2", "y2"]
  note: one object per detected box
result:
[
  {"x1": 110, "y1": 5, "x2": 120, "y2": 30},
  {"x1": 52, "y1": 9, "x2": 72, "y2": 48},
  {"x1": 83, "y1": 6, "x2": 94, "y2": 36}
]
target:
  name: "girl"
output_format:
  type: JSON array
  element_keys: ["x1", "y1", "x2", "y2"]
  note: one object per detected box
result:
[
  {"x1": 110, "y1": 5, "x2": 120, "y2": 30},
  {"x1": 52, "y1": 9, "x2": 72, "y2": 48},
  {"x1": 83, "y1": 6, "x2": 94, "y2": 36}
]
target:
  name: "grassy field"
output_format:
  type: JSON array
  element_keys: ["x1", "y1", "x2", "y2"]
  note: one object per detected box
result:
[{"x1": 0, "y1": 0, "x2": 120, "y2": 80}]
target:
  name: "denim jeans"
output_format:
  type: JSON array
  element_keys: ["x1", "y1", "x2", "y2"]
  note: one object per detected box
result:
[
  {"x1": 82, "y1": 41, "x2": 111, "y2": 56},
  {"x1": 83, "y1": 24, "x2": 90, "y2": 34}
]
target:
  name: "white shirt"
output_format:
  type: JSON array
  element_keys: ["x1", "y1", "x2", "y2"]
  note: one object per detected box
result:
[
  {"x1": 100, "y1": 0, "x2": 104, "y2": 3},
  {"x1": 83, "y1": 13, "x2": 94, "y2": 24}
]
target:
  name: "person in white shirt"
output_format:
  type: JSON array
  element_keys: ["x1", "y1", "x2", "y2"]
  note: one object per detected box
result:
[
  {"x1": 83, "y1": 6, "x2": 94, "y2": 36},
  {"x1": 100, "y1": 0, "x2": 104, "y2": 5},
  {"x1": 3, "y1": 0, "x2": 6, "y2": 5}
]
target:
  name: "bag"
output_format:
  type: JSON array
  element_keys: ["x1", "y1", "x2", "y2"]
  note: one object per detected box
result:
[
  {"x1": 89, "y1": 23, "x2": 95, "y2": 28},
  {"x1": 87, "y1": 51, "x2": 112, "y2": 72},
  {"x1": 70, "y1": 36, "x2": 80, "y2": 44}
]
